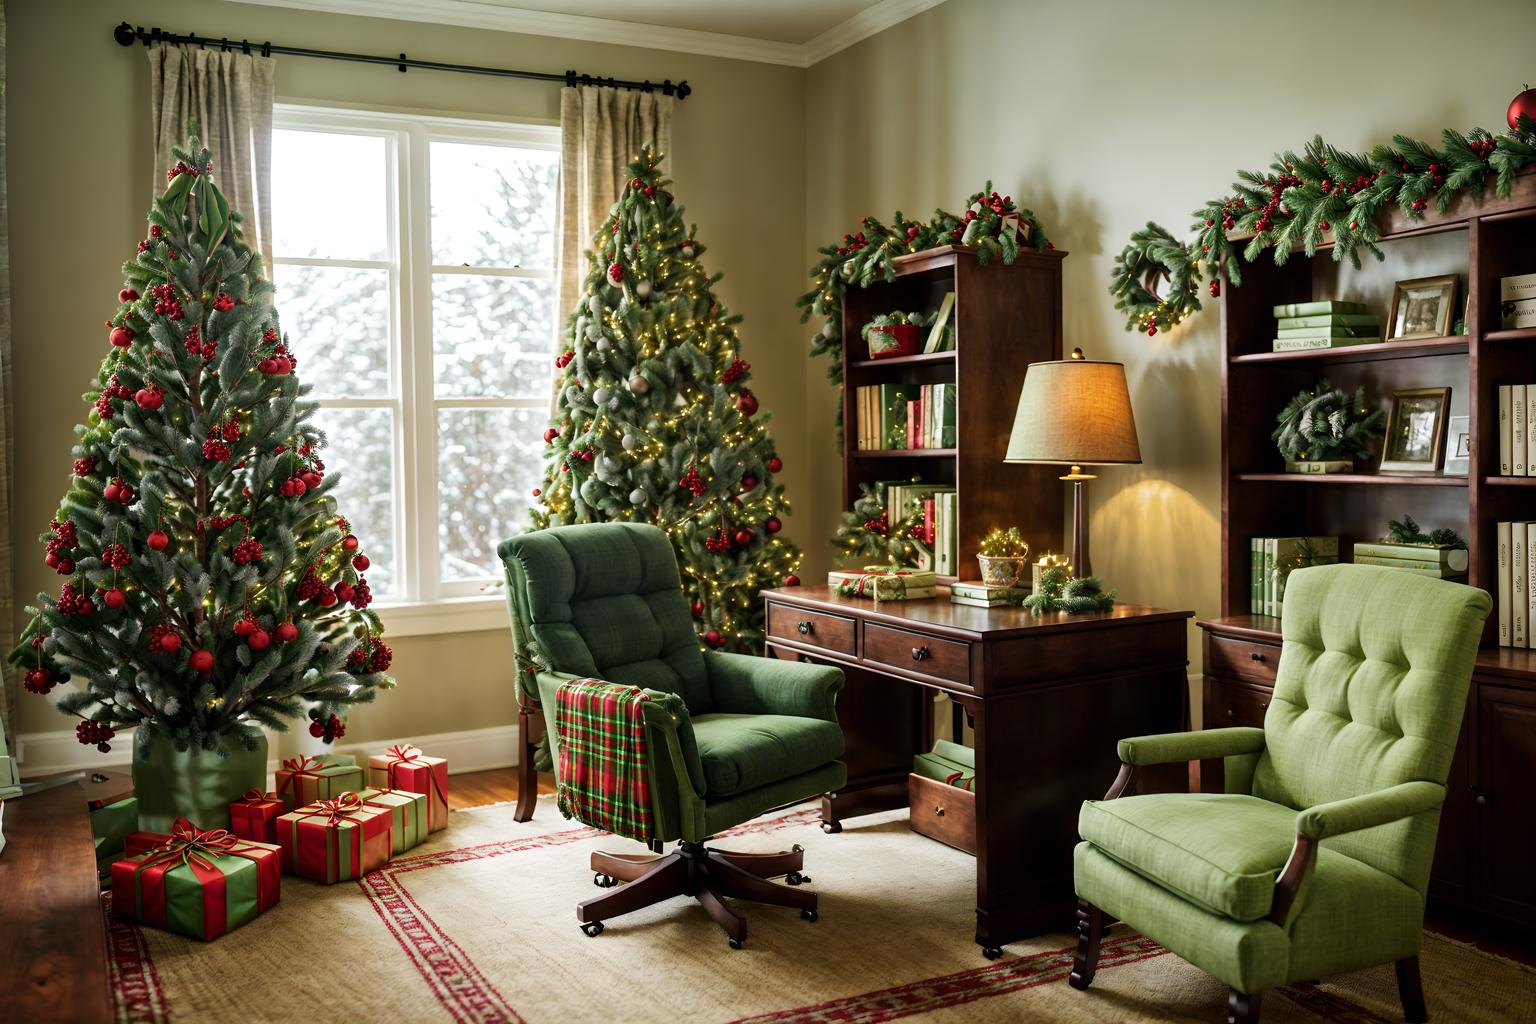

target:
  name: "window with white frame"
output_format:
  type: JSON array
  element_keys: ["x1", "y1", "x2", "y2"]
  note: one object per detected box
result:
[{"x1": 270, "y1": 108, "x2": 559, "y2": 606}]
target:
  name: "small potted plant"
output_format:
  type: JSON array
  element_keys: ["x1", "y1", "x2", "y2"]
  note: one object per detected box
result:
[
  {"x1": 976, "y1": 527, "x2": 1030, "y2": 587},
  {"x1": 1271, "y1": 379, "x2": 1385, "y2": 474},
  {"x1": 863, "y1": 311, "x2": 926, "y2": 359}
]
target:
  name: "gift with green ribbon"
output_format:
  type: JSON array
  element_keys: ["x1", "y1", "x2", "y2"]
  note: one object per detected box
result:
[
  {"x1": 277, "y1": 792, "x2": 393, "y2": 883},
  {"x1": 91, "y1": 795, "x2": 139, "y2": 879},
  {"x1": 109, "y1": 817, "x2": 282, "y2": 941},
  {"x1": 354, "y1": 787, "x2": 428, "y2": 854},
  {"x1": 367, "y1": 744, "x2": 449, "y2": 833},
  {"x1": 274, "y1": 754, "x2": 364, "y2": 811}
]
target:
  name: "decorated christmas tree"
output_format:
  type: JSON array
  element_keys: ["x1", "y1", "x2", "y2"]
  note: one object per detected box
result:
[
  {"x1": 7, "y1": 135, "x2": 393, "y2": 758},
  {"x1": 530, "y1": 146, "x2": 800, "y2": 651}
]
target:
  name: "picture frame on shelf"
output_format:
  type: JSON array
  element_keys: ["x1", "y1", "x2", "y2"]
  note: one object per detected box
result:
[
  {"x1": 1379, "y1": 387, "x2": 1451, "y2": 474},
  {"x1": 1388, "y1": 274, "x2": 1458, "y2": 341},
  {"x1": 1443, "y1": 415, "x2": 1470, "y2": 476}
]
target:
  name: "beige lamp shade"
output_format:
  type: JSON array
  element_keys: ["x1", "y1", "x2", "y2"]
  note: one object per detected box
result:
[{"x1": 1005, "y1": 353, "x2": 1142, "y2": 465}]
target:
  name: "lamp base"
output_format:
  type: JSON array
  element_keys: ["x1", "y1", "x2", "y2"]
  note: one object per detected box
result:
[{"x1": 1059, "y1": 466, "x2": 1097, "y2": 579}]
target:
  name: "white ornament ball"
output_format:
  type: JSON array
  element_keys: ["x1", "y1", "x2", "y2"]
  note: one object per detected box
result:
[
  {"x1": 681, "y1": 244, "x2": 695, "y2": 259},
  {"x1": 586, "y1": 323, "x2": 602, "y2": 342},
  {"x1": 593, "y1": 387, "x2": 611, "y2": 406},
  {"x1": 587, "y1": 295, "x2": 603, "y2": 316},
  {"x1": 621, "y1": 433, "x2": 638, "y2": 451},
  {"x1": 636, "y1": 280, "x2": 652, "y2": 300},
  {"x1": 630, "y1": 488, "x2": 647, "y2": 505},
  {"x1": 596, "y1": 337, "x2": 611, "y2": 351},
  {"x1": 628, "y1": 375, "x2": 650, "y2": 394}
]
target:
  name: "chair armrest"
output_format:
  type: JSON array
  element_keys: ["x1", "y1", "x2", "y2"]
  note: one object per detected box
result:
[
  {"x1": 703, "y1": 650, "x2": 843, "y2": 722},
  {"x1": 1295, "y1": 780, "x2": 1445, "y2": 841},
  {"x1": 1116, "y1": 727, "x2": 1267, "y2": 767}
]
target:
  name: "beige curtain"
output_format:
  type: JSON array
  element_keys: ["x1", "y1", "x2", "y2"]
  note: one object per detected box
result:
[
  {"x1": 148, "y1": 44, "x2": 276, "y2": 267},
  {"x1": 556, "y1": 86, "x2": 674, "y2": 350},
  {"x1": 0, "y1": 6, "x2": 13, "y2": 753}
]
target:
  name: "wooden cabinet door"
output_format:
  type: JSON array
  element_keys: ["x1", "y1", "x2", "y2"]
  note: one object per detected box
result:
[
  {"x1": 1429, "y1": 697, "x2": 1477, "y2": 905},
  {"x1": 1477, "y1": 683, "x2": 1536, "y2": 921}
]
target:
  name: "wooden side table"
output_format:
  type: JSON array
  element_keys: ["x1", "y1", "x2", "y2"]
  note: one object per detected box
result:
[{"x1": 763, "y1": 586, "x2": 1191, "y2": 956}]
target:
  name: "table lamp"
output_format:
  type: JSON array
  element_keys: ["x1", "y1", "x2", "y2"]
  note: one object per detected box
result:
[{"x1": 1004, "y1": 348, "x2": 1141, "y2": 579}]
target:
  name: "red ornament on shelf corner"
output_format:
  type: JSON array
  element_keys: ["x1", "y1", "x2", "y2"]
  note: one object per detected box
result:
[
  {"x1": 783, "y1": 574, "x2": 801, "y2": 587},
  {"x1": 1509, "y1": 84, "x2": 1536, "y2": 131}
]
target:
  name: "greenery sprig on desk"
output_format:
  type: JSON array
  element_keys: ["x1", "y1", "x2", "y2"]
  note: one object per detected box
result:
[{"x1": 1022, "y1": 567, "x2": 1117, "y2": 616}]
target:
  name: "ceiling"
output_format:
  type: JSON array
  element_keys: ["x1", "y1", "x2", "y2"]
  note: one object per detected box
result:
[{"x1": 234, "y1": 0, "x2": 948, "y2": 66}]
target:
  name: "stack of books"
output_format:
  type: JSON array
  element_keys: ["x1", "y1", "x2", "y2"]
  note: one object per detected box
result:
[
  {"x1": 1501, "y1": 272, "x2": 1536, "y2": 330},
  {"x1": 949, "y1": 580, "x2": 1029, "y2": 608},
  {"x1": 1351, "y1": 541, "x2": 1468, "y2": 579},
  {"x1": 931, "y1": 491, "x2": 959, "y2": 577},
  {"x1": 1271, "y1": 300, "x2": 1381, "y2": 351},
  {"x1": 855, "y1": 382, "x2": 958, "y2": 451},
  {"x1": 1496, "y1": 522, "x2": 1536, "y2": 648},
  {"x1": 1496, "y1": 384, "x2": 1536, "y2": 476},
  {"x1": 1251, "y1": 536, "x2": 1339, "y2": 616}
]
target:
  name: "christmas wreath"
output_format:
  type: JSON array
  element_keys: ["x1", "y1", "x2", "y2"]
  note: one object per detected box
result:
[{"x1": 1111, "y1": 109, "x2": 1536, "y2": 336}]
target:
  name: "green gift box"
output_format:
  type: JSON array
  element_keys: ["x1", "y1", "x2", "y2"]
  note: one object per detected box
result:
[
  {"x1": 355, "y1": 787, "x2": 429, "y2": 854},
  {"x1": 914, "y1": 740, "x2": 976, "y2": 792},
  {"x1": 91, "y1": 796, "x2": 139, "y2": 876},
  {"x1": 109, "y1": 818, "x2": 282, "y2": 941},
  {"x1": 274, "y1": 754, "x2": 364, "y2": 810}
]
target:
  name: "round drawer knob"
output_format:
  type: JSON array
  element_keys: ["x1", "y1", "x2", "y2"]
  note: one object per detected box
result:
[
  {"x1": 1260, "y1": 702, "x2": 1269, "y2": 711},
  {"x1": 912, "y1": 646, "x2": 929, "y2": 662},
  {"x1": 934, "y1": 804, "x2": 945, "y2": 817},
  {"x1": 797, "y1": 621, "x2": 813, "y2": 635},
  {"x1": 1226, "y1": 708, "x2": 1235, "y2": 718},
  {"x1": 1475, "y1": 794, "x2": 1488, "y2": 807},
  {"x1": 1250, "y1": 652, "x2": 1266, "y2": 662}
]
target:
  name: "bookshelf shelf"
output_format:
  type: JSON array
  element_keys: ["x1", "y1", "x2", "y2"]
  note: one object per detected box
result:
[
  {"x1": 1483, "y1": 326, "x2": 1536, "y2": 344},
  {"x1": 1483, "y1": 475, "x2": 1536, "y2": 487},
  {"x1": 1233, "y1": 472, "x2": 1469, "y2": 487},
  {"x1": 1229, "y1": 335, "x2": 1468, "y2": 366},
  {"x1": 841, "y1": 245, "x2": 1066, "y2": 579}
]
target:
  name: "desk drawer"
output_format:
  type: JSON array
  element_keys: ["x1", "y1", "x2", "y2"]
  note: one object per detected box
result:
[
  {"x1": 1205, "y1": 676, "x2": 1272, "y2": 729},
  {"x1": 864, "y1": 623, "x2": 970, "y2": 686},
  {"x1": 1206, "y1": 633, "x2": 1279, "y2": 684},
  {"x1": 766, "y1": 603, "x2": 856, "y2": 655},
  {"x1": 908, "y1": 772, "x2": 976, "y2": 856}
]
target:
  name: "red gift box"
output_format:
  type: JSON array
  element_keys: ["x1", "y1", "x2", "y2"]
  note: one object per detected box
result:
[
  {"x1": 277, "y1": 793, "x2": 393, "y2": 883},
  {"x1": 367, "y1": 744, "x2": 449, "y2": 832},
  {"x1": 110, "y1": 817, "x2": 281, "y2": 941},
  {"x1": 229, "y1": 788, "x2": 286, "y2": 845}
]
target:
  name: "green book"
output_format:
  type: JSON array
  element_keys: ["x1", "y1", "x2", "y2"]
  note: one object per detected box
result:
[
  {"x1": 1276, "y1": 313, "x2": 1381, "y2": 328},
  {"x1": 1251, "y1": 539, "x2": 1262, "y2": 615},
  {"x1": 1275, "y1": 324, "x2": 1380, "y2": 340},
  {"x1": 949, "y1": 582, "x2": 1027, "y2": 601},
  {"x1": 1272, "y1": 336, "x2": 1381, "y2": 351},
  {"x1": 1351, "y1": 556, "x2": 1465, "y2": 578},
  {"x1": 935, "y1": 382, "x2": 957, "y2": 448},
  {"x1": 1272, "y1": 300, "x2": 1368, "y2": 317},
  {"x1": 1352, "y1": 542, "x2": 1469, "y2": 573},
  {"x1": 878, "y1": 384, "x2": 919, "y2": 450}
]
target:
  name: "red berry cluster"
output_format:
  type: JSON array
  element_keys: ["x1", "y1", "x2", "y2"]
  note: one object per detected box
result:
[
  {"x1": 57, "y1": 582, "x2": 94, "y2": 616},
  {"x1": 232, "y1": 539, "x2": 263, "y2": 565},
  {"x1": 45, "y1": 519, "x2": 79, "y2": 574},
  {"x1": 309, "y1": 712, "x2": 347, "y2": 740},
  {"x1": 203, "y1": 438, "x2": 232, "y2": 462},
  {"x1": 165, "y1": 159, "x2": 203, "y2": 182},
  {"x1": 102, "y1": 543, "x2": 132, "y2": 569},
  {"x1": 280, "y1": 475, "x2": 309, "y2": 497},
  {"x1": 348, "y1": 636, "x2": 393, "y2": 674},
  {"x1": 24, "y1": 667, "x2": 54, "y2": 694},
  {"x1": 134, "y1": 385, "x2": 165, "y2": 411},
  {"x1": 1252, "y1": 174, "x2": 1303, "y2": 233},
  {"x1": 679, "y1": 467, "x2": 708, "y2": 496},
  {"x1": 608, "y1": 261, "x2": 626, "y2": 284},
  {"x1": 296, "y1": 567, "x2": 324, "y2": 601},
  {"x1": 73, "y1": 456, "x2": 96, "y2": 477},
  {"x1": 95, "y1": 374, "x2": 134, "y2": 420},
  {"x1": 704, "y1": 526, "x2": 734, "y2": 553},
  {"x1": 836, "y1": 230, "x2": 868, "y2": 257},
  {"x1": 103, "y1": 477, "x2": 135, "y2": 504},
  {"x1": 148, "y1": 623, "x2": 182, "y2": 653},
  {"x1": 350, "y1": 576, "x2": 373, "y2": 609},
  {"x1": 151, "y1": 283, "x2": 185, "y2": 320},
  {"x1": 184, "y1": 324, "x2": 216, "y2": 360},
  {"x1": 205, "y1": 513, "x2": 248, "y2": 532},
  {"x1": 76, "y1": 720, "x2": 115, "y2": 752},
  {"x1": 258, "y1": 346, "x2": 294, "y2": 376},
  {"x1": 211, "y1": 293, "x2": 236, "y2": 312},
  {"x1": 120, "y1": 287, "x2": 140, "y2": 304},
  {"x1": 555, "y1": 351, "x2": 574, "y2": 369},
  {"x1": 720, "y1": 358, "x2": 750, "y2": 384},
  {"x1": 862, "y1": 510, "x2": 891, "y2": 536},
  {"x1": 1469, "y1": 137, "x2": 1497, "y2": 162}
]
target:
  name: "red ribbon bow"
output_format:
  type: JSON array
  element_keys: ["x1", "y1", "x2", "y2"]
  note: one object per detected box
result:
[
  {"x1": 315, "y1": 792, "x2": 364, "y2": 825},
  {"x1": 242, "y1": 788, "x2": 278, "y2": 803},
  {"x1": 141, "y1": 817, "x2": 238, "y2": 872},
  {"x1": 385, "y1": 744, "x2": 420, "y2": 764}
]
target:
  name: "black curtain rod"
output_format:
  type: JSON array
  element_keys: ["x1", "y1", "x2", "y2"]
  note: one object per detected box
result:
[{"x1": 113, "y1": 21, "x2": 691, "y2": 100}]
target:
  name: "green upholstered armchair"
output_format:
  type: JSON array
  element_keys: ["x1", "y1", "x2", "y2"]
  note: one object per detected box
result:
[
  {"x1": 1070, "y1": 564, "x2": 1490, "y2": 1023},
  {"x1": 497, "y1": 522, "x2": 847, "y2": 947}
]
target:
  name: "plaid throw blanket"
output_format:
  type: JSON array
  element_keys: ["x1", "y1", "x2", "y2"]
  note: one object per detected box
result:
[{"x1": 554, "y1": 679, "x2": 655, "y2": 843}]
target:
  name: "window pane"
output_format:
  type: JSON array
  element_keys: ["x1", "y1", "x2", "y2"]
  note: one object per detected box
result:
[
  {"x1": 437, "y1": 409, "x2": 543, "y2": 580},
  {"x1": 274, "y1": 265, "x2": 391, "y2": 398},
  {"x1": 272, "y1": 129, "x2": 388, "y2": 261},
  {"x1": 430, "y1": 141, "x2": 557, "y2": 268},
  {"x1": 432, "y1": 274, "x2": 555, "y2": 398},
  {"x1": 319, "y1": 407, "x2": 396, "y2": 596}
]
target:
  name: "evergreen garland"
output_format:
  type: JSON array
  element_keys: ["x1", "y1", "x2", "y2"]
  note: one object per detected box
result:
[
  {"x1": 1111, "y1": 115, "x2": 1536, "y2": 335},
  {"x1": 1022, "y1": 567, "x2": 1116, "y2": 616}
]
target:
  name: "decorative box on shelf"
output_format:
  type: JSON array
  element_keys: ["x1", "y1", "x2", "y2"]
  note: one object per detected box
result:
[
  {"x1": 1501, "y1": 272, "x2": 1536, "y2": 329},
  {"x1": 1285, "y1": 460, "x2": 1353, "y2": 475},
  {"x1": 828, "y1": 566, "x2": 938, "y2": 600}
]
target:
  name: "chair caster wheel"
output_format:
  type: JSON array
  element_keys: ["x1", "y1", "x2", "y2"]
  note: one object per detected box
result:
[
  {"x1": 594, "y1": 872, "x2": 618, "y2": 888},
  {"x1": 785, "y1": 871, "x2": 810, "y2": 886},
  {"x1": 728, "y1": 938, "x2": 744, "y2": 950},
  {"x1": 981, "y1": 946, "x2": 1002, "y2": 960},
  {"x1": 581, "y1": 922, "x2": 605, "y2": 937},
  {"x1": 820, "y1": 821, "x2": 842, "y2": 834},
  {"x1": 800, "y1": 909, "x2": 819, "y2": 923},
  {"x1": 791, "y1": 843, "x2": 804, "y2": 853}
]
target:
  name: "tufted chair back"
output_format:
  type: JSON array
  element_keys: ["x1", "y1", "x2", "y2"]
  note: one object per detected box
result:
[
  {"x1": 1252, "y1": 563, "x2": 1490, "y2": 892},
  {"x1": 497, "y1": 523, "x2": 711, "y2": 712}
]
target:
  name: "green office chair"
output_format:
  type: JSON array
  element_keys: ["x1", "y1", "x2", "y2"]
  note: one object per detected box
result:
[
  {"x1": 1069, "y1": 564, "x2": 1490, "y2": 1023},
  {"x1": 497, "y1": 522, "x2": 847, "y2": 947}
]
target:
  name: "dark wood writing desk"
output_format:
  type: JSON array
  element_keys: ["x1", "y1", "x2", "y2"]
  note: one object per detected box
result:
[
  {"x1": 0, "y1": 770, "x2": 126, "y2": 1023},
  {"x1": 762, "y1": 586, "x2": 1191, "y2": 956}
]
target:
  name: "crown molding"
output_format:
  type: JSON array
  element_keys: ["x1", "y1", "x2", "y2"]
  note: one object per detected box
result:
[{"x1": 231, "y1": 0, "x2": 948, "y2": 68}]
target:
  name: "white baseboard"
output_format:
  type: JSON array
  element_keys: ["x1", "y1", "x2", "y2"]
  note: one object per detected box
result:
[{"x1": 17, "y1": 723, "x2": 521, "y2": 780}]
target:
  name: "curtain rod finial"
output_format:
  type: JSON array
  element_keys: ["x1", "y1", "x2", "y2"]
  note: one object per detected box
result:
[{"x1": 113, "y1": 21, "x2": 137, "y2": 47}]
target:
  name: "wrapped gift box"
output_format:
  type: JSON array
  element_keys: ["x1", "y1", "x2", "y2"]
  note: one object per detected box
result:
[
  {"x1": 367, "y1": 745, "x2": 449, "y2": 833},
  {"x1": 91, "y1": 796, "x2": 139, "y2": 876},
  {"x1": 828, "y1": 566, "x2": 938, "y2": 600},
  {"x1": 278, "y1": 794, "x2": 393, "y2": 883},
  {"x1": 110, "y1": 818, "x2": 281, "y2": 941},
  {"x1": 355, "y1": 787, "x2": 429, "y2": 854},
  {"x1": 229, "y1": 789, "x2": 286, "y2": 845},
  {"x1": 274, "y1": 754, "x2": 364, "y2": 811}
]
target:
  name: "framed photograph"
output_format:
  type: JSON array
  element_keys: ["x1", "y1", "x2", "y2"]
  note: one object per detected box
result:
[
  {"x1": 1380, "y1": 387, "x2": 1451, "y2": 474},
  {"x1": 1388, "y1": 274, "x2": 1459, "y2": 340},
  {"x1": 1443, "y1": 414, "x2": 1470, "y2": 476}
]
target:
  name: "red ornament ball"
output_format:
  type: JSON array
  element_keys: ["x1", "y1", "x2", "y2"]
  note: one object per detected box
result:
[
  {"x1": 24, "y1": 667, "x2": 54, "y2": 694},
  {"x1": 703, "y1": 629, "x2": 724, "y2": 649},
  {"x1": 1509, "y1": 84, "x2": 1536, "y2": 131},
  {"x1": 335, "y1": 582, "x2": 357, "y2": 604},
  {"x1": 119, "y1": 288, "x2": 140, "y2": 304},
  {"x1": 691, "y1": 600, "x2": 704, "y2": 617},
  {"x1": 734, "y1": 528, "x2": 754, "y2": 548},
  {"x1": 103, "y1": 588, "x2": 127, "y2": 609},
  {"x1": 737, "y1": 390, "x2": 758, "y2": 416},
  {"x1": 147, "y1": 530, "x2": 169, "y2": 551},
  {"x1": 317, "y1": 587, "x2": 338, "y2": 608},
  {"x1": 234, "y1": 617, "x2": 256, "y2": 637},
  {"x1": 158, "y1": 631, "x2": 182, "y2": 654},
  {"x1": 275, "y1": 621, "x2": 299, "y2": 643},
  {"x1": 341, "y1": 534, "x2": 360, "y2": 552},
  {"x1": 784, "y1": 574, "x2": 801, "y2": 587},
  {"x1": 248, "y1": 628, "x2": 271, "y2": 651},
  {"x1": 352, "y1": 554, "x2": 370, "y2": 571},
  {"x1": 110, "y1": 326, "x2": 135, "y2": 349},
  {"x1": 740, "y1": 474, "x2": 758, "y2": 491},
  {"x1": 765, "y1": 516, "x2": 781, "y2": 534},
  {"x1": 103, "y1": 481, "x2": 121, "y2": 502},
  {"x1": 544, "y1": 428, "x2": 559, "y2": 444},
  {"x1": 767, "y1": 456, "x2": 782, "y2": 473},
  {"x1": 190, "y1": 649, "x2": 215, "y2": 672},
  {"x1": 309, "y1": 721, "x2": 326, "y2": 737}
]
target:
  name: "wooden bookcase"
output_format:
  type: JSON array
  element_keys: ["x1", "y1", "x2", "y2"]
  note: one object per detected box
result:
[
  {"x1": 1204, "y1": 167, "x2": 1536, "y2": 936},
  {"x1": 840, "y1": 245, "x2": 1066, "y2": 582}
]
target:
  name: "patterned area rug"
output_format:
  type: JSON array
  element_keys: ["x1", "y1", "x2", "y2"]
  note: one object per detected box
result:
[{"x1": 106, "y1": 800, "x2": 1536, "y2": 1023}]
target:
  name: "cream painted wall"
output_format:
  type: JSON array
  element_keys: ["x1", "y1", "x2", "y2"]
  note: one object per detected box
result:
[
  {"x1": 802, "y1": 0, "x2": 1536, "y2": 698},
  {"x1": 6, "y1": 0, "x2": 807, "y2": 760}
]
